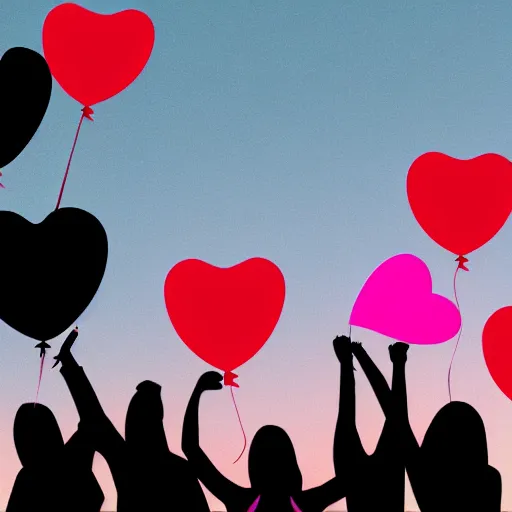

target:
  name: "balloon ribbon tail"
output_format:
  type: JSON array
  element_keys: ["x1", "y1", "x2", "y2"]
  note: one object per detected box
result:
[
  {"x1": 35, "y1": 352, "x2": 46, "y2": 406},
  {"x1": 447, "y1": 263, "x2": 464, "y2": 402},
  {"x1": 55, "y1": 107, "x2": 92, "y2": 210},
  {"x1": 227, "y1": 378, "x2": 246, "y2": 464}
]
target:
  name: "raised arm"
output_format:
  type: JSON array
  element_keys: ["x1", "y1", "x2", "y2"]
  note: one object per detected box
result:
[
  {"x1": 333, "y1": 336, "x2": 366, "y2": 480},
  {"x1": 56, "y1": 329, "x2": 107, "y2": 422},
  {"x1": 388, "y1": 343, "x2": 419, "y2": 458},
  {"x1": 351, "y1": 341, "x2": 391, "y2": 414},
  {"x1": 55, "y1": 329, "x2": 127, "y2": 489},
  {"x1": 182, "y1": 371, "x2": 247, "y2": 506}
]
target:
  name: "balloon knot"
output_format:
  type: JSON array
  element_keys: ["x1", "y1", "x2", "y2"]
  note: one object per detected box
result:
[
  {"x1": 35, "y1": 341, "x2": 51, "y2": 358},
  {"x1": 455, "y1": 255, "x2": 469, "y2": 271},
  {"x1": 81, "y1": 106, "x2": 94, "y2": 121},
  {"x1": 224, "y1": 371, "x2": 239, "y2": 388}
]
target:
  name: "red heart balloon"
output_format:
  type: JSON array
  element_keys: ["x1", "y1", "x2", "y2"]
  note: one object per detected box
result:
[
  {"x1": 483, "y1": 306, "x2": 512, "y2": 401},
  {"x1": 43, "y1": 3, "x2": 155, "y2": 107},
  {"x1": 164, "y1": 258, "x2": 286, "y2": 375},
  {"x1": 407, "y1": 152, "x2": 512, "y2": 257}
]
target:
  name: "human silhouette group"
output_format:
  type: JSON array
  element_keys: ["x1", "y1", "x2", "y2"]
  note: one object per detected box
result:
[{"x1": 5, "y1": 327, "x2": 501, "y2": 512}]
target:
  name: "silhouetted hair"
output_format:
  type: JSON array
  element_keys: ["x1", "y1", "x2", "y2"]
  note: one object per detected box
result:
[
  {"x1": 248, "y1": 425, "x2": 303, "y2": 493},
  {"x1": 14, "y1": 403, "x2": 65, "y2": 468},
  {"x1": 125, "y1": 380, "x2": 168, "y2": 454},
  {"x1": 421, "y1": 401, "x2": 488, "y2": 470}
]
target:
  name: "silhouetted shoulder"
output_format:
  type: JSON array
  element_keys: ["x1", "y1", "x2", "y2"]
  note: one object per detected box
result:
[
  {"x1": 487, "y1": 465, "x2": 501, "y2": 483},
  {"x1": 7, "y1": 469, "x2": 37, "y2": 511},
  {"x1": 298, "y1": 477, "x2": 345, "y2": 512},
  {"x1": 167, "y1": 451, "x2": 212, "y2": 512},
  {"x1": 168, "y1": 451, "x2": 201, "y2": 478},
  {"x1": 486, "y1": 466, "x2": 502, "y2": 508}
]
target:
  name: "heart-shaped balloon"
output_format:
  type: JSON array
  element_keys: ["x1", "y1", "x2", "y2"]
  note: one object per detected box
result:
[
  {"x1": 43, "y1": 3, "x2": 155, "y2": 107},
  {"x1": 164, "y1": 258, "x2": 286, "y2": 374},
  {"x1": 483, "y1": 306, "x2": 512, "y2": 401},
  {"x1": 0, "y1": 207, "x2": 108, "y2": 341},
  {"x1": 0, "y1": 47, "x2": 52, "y2": 169},
  {"x1": 407, "y1": 152, "x2": 512, "y2": 257},
  {"x1": 350, "y1": 254, "x2": 461, "y2": 344}
]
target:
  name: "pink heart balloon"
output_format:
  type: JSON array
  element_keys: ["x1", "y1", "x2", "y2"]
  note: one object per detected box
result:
[{"x1": 350, "y1": 254, "x2": 461, "y2": 345}]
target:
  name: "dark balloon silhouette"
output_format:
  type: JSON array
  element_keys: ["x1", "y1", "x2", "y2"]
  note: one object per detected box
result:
[
  {"x1": 182, "y1": 371, "x2": 345, "y2": 512},
  {"x1": 0, "y1": 47, "x2": 52, "y2": 169},
  {"x1": 7, "y1": 403, "x2": 104, "y2": 512},
  {"x1": 333, "y1": 336, "x2": 406, "y2": 512},
  {"x1": 0, "y1": 207, "x2": 108, "y2": 341},
  {"x1": 54, "y1": 330, "x2": 211, "y2": 512}
]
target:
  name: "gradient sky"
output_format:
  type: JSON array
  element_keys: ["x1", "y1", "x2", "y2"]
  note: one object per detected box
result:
[{"x1": 1, "y1": 0, "x2": 512, "y2": 510}]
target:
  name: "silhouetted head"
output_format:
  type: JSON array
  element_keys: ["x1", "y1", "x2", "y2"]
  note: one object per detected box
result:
[
  {"x1": 125, "y1": 380, "x2": 168, "y2": 455},
  {"x1": 248, "y1": 425, "x2": 302, "y2": 494},
  {"x1": 14, "y1": 403, "x2": 64, "y2": 468},
  {"x1": 421, "y1": 401, "x2": 488, "y2": 471}
]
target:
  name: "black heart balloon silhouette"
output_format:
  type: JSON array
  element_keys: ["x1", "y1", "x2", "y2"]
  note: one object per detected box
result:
[
  {"x1": 0, "y1": 207, "x2": 108, "y2": 341},
  {"x1": 0, "y1": 47, "x2": 52, "y2": 169}
]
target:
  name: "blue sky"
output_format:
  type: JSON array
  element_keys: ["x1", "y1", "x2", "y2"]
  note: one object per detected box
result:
[{"x1": 1, "y1": 1, "x2": 512, "y2": 510}]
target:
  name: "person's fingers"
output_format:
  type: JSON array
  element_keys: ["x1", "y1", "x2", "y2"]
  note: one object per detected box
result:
[{"x1": 65, "y1": 329, "x2": 78, "y2": 342}]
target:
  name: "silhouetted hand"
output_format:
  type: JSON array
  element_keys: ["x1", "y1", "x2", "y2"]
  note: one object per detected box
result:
[
  {"x1": 388, "y1": 342, "x2": 409, "y2": 364},
  {"x1": 52, "y1": 327, "x2": 78, "y2": 368},
  {"x1": 196, "y1": 371, "x2": 223, "y2": 392},
  {"x1": 351, "y1": 341, "x2": 366, "y2": 357},
  {"x1": 333, "y1": 335, "x2": 352, "y2": 363}
]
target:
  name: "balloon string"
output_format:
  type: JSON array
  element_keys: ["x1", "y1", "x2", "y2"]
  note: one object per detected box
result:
[
  {"x1": 34, "y1": 353, "x2": 46, "y2": 406},
  {"x1": 347, "y1": 324, "x2": 356, "y2": 371},
  {"x1": 447, "y1": 265, "x2": 463, "y2": 402},
  {"x1": 55, "y1": 109, "x2": 89, "y2": 210},
  {"x1": 230, "y1": 385, "x2": 247, "y2": 464}
]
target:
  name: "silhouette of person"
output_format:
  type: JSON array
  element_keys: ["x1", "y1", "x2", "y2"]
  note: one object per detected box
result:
[
  {"x1": 53, "y1": 328, "x2": 211, "y2": 512},
  {"x1": 364, "y1": 340, "x2": 501, "y2": 511},
  {"x1": 332, "y1": 335, "x2": 405, "y2": 512},
  {"x1": 182, "y1": 371, "x2": 345, "y2": 512},
  {"x1": 7, "y1": 402, "x2": 104, "y2": 511}
]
